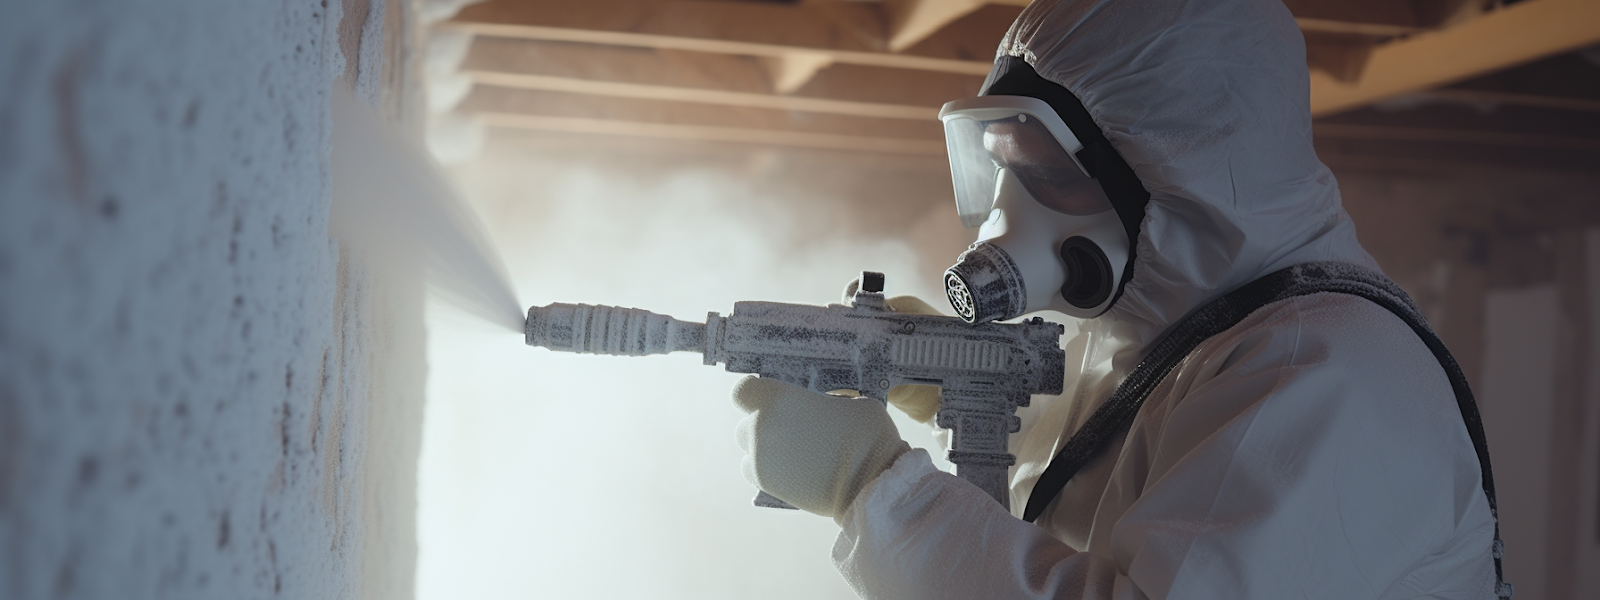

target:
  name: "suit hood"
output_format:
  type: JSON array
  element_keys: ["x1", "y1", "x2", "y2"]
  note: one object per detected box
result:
[{"x1": 986, "y1": 0, "x2": 1379, "y2": 353}]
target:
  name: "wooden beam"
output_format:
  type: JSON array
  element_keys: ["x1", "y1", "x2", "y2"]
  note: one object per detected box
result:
[
  {"x1": 446, "y1": 22, "x2": 995, "y2": 76},
  {"x1": 795, "y1": 62, "x2": 985, "y2": 108},
  {"x1": 467, "y1": 71, "x2": 939, "y2": 120},
  {"x1": 1310, "y1": 0, "x2": 1600, "y2": 117},
  {"x1": 459, "y1": 37, "x2": 984, "y2": 109},
  {"x1": 1294, "y1": 17, "x2": 1424, "y2": 37},
  {"x1": 446, "y1": 0, "x2": 1455, "y2": 99},
  {"x1": 884, "y1": 0, "x2": 986, "y2": 52},
  {"x1": 883, "y1": 0, "x2": 1030, "y2": 52},
  {"x1": 450, "y1": 0, "x2": 884, "y2": 51},
  {"x1": 1408, "y1": 0, "x2": 1490, "y2": 28},
  {"x1": 1289, "y1": 0, "x2": 1486, "y2": 82},
  {"x1": 444, "y1": 0, "x2": 995, "y2": 75},
  {"x1": 1282, "y1": 0, "x2": 1465, "y2": 30},
  {"x1": 762, "y1": 53, "x2": 836, "y2": 95},
  {"x1": 1304, "y1": 32, "x2": 1378, "y2": 82},
  {"x1": 462, "y1": 37, "x2": 775, "y2": 94},
  {"x1": 456, "y1": 87, "x2": 944, "y2": 140},
  {"x1": 451, "y1": 0, "x2": 1600, "y2": 129},
  {"x1": 480, "y1": 113, "x2": 945, "y2": 155}
]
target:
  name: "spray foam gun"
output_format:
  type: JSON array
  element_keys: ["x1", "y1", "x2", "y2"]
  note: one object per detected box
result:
[{"x1": 523, "y1": 272, "x2": 1066, "y2": 511}]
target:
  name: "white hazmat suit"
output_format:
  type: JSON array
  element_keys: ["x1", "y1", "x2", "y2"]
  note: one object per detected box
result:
[{"x1": 828, "y1": 0, "x2": 1500, "y2": 598}]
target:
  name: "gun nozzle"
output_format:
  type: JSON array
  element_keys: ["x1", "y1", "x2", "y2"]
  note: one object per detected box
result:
[
  {"x1": 531, "y1": 307, "x2": 544, "y2": 345},
  {"x1": 524, "y1": 303, "x2": 705, "y2": 357}
]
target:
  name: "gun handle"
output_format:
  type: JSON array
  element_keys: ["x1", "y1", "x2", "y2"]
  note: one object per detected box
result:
[{"x1": 754, "y1": 490, "x2": 798, "y2": 510}]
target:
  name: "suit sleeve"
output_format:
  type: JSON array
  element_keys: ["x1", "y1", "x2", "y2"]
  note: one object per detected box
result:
[
  {"x1": 832, "y1": 449, "x2": 1130, "y2": 600},
  {"x1": 831, "y1": 297, "x2": 1494, "y2": 600}
]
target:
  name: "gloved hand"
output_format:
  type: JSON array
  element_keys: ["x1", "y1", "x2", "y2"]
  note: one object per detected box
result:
[
  {"x1": 732, "y1": 375, "x2": 910, "y2": 519},
  {"x1": 841, "y1": 278, "x2": 943, "y2": 424}
]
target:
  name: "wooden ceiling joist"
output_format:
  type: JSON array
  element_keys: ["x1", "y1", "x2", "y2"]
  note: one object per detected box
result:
[
  {"x1": 480, "y1": 112, "x2": 945, "y2": 155},
  {"x1": 1293, "y1": 17, "x2": 1425, "y2": 37},
  {"x1": 764, "y1": 53, "x2": 837, "y2": 95},
  {"x1": 466, "y1": 71, "x2": 939, "y2": 120},
  {"x1": 448, "y1": 0, "x2": 1565, "y2": 117},
  {"x1": 446, "y1": 0, "x2": 1600, "y2": 161},
  {"x1": 1283, "y1": 0, "x2": 1484, "y2": 31},
  {"x1": 884, "y1": 0, "x2": 985, "y2": 53},
  {"x1": 883, "y1": 0, "x2": 1031, "y2": 52},
  {"x1": 459, "y1": 87, "x2": 944, "y2": 140},
  {"x1": 460, "y1": 36, "x2": 985, "y2": 110},
  {"x1": 1310, "y1": 0, "x2": 1600, "y2": 116},
  {"x1": 447, "y1": 22, "x2": 994, "y2": 76},
  {"x1": 445, "y1": 0, "x2": 994, "y2": 78}
]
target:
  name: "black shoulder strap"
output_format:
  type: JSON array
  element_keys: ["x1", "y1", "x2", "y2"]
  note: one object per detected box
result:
[{"x1": 1021, "y1": 262, "x2": 1512, "y2": 598}]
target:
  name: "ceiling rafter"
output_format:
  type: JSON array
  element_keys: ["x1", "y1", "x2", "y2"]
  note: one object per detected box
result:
[
  {"x1": 1310, "y1": 0, "x2": 1600, "y2": 116},
  {"x1": 1294, "y1": 17, "x2": 1426, "y2": 37},
  {"x1": 444, "y1": 21, "x2": 996, "y2": 76},
  {"x1": 443, "y1": 0, "x2": 999, "y2": 88},
  {"x1": 454, "y1": 36, "x2": 983, "y2": 113},
  {"x1": 480, "y1": 112, "x2": 945, "y2": 155},
  {"x1": 446, "y1": 0, "x2": 1549, "y2": 104},
  {"x1": 444, "y1": 0, "x2": 1600, "y2": 157},
  {"x1": 881, "y1": 0, "x2": 1030, "y2": 52},
  {"x1": 458, "y1": 86, "x2": 944, "y2": 140},
  {"x1": 466, "y1": 71, "x2": 938, "y2": 120}
]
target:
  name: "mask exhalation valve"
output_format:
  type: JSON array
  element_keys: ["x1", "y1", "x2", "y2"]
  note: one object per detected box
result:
[{"x1": 1058, "y1": 236, "x2": 1113, "y2": 309}]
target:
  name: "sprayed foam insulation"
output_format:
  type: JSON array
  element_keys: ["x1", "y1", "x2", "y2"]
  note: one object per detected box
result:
[{"x1": 0, "y1": 1, "x2": 422, "y2": 598}]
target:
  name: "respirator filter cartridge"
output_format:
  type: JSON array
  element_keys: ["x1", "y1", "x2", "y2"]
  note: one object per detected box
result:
[{"x1": 944, "y1": 242, "x2": 1027, "y2": 324}]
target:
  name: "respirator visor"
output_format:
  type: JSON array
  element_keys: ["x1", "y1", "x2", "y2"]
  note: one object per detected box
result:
[{"x1": 940, "y1": 96, "x2": 1114, "y2": 228}]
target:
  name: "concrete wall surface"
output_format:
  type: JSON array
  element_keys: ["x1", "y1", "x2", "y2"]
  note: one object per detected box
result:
[{"x1": 0, "y1": 2, "x2": 421, "y2": 599}]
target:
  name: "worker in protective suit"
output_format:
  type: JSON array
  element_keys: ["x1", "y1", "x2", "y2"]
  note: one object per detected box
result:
[{"x1": 731, "y1": 0, "x2": 1508, "y2": 597}]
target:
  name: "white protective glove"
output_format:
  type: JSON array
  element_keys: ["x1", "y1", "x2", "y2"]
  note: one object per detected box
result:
[{"x1": 732, "y1": 376, "x2": 910, "y2": 519}]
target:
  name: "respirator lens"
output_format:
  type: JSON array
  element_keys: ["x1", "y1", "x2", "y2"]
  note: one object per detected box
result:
[
  {"x1": 943, "y1": 117, "x2": 1001, "y2": 228},
  {"x1": 944, "y1": 108, "x2": 1112, "y2": 229}
]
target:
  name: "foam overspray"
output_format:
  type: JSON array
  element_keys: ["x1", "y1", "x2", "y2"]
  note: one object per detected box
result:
[
  {"x1": 415, "y1": 140, "x2": 970, "y2": 600},
  {"x1": 329, "y1": 92, "x2": 522, "y2": 331}
]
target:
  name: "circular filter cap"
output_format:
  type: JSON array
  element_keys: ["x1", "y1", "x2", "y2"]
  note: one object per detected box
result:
[{"x1": 944, "y1": 242, "x2": 1027, "y2": 324}]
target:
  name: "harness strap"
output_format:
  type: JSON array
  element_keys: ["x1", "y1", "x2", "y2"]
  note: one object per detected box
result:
[{"x1": 1020, "y1": 262, "x2": 1511, "y2": 598}]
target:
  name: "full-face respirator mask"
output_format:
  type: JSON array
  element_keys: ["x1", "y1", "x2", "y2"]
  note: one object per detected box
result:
[{"x1": 939, "y1": 96, "x2": 1129, "y2": 324}]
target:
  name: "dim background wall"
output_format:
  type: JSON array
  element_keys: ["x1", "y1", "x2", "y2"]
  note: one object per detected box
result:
[
  {"x1": 0, "y1": 1, "x2": 423, "y2": 599},
  {"x1": 1326, "y1": 156, "x2": 1600, "y2": 600}
]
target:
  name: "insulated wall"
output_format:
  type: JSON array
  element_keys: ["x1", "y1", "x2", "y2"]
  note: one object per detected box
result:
[{"x1": 0, "y1": 2, "x2": 421, "y2": 598}]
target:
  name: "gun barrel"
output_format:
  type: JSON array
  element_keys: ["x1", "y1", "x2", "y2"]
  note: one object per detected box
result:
[{"x1": 525, "y1": 303, "x2": 707, "y2": 357}]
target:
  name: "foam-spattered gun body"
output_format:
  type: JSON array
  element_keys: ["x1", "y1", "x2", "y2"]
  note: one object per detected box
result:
[{"x1": 524, "y1": 272, "x2": 1067, "y2": 510}]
